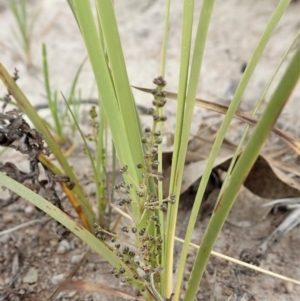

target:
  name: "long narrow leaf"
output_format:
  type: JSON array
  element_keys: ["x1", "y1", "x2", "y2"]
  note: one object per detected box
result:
[
  {"x1": 176, "y1": 1, "x2": 292, "y2": 299},
  {"x1": 165, "y1": 0, "x2": 216, "y2": 297},
  {"x1": 162, "y1": 0, "x2": 196, "y2": 294},
  {"x1": 95, "y1": 0, "x2": 145, "y2": 178},
  {"x1": 60, "y1": 93, "x2": 102, "y2": 226},
  {"x1": 72, "y1": 1, "x2": 147, "y2": 225},
  {"x1": 184, "y1": 42, "x2": 300, "y2": 301},
  {"x1": 42, "y1": 43, "x2": 63, "y2": 138},
  {"x1": 157, "y1": 0, "x2": 171, "y2": 294},
  {"x1": 72, "y1": 2, "x2": 135, "y2": 178}
]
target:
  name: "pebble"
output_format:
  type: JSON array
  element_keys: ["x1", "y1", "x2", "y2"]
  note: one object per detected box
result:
[
  {"x1": 22, "y1": 267, "x2": 38, "y2": 284},
  {"x1": 57, "y1": 239, "x2": 70, "y2": 254},
  {"x1": 54, "y1": 257, "x2": 59, "y2": 265},
  {"x1": 51, "y1": 274, "x2": 65, "y2": 285},
  {"x1": 283, "y1": 282, "x2": 293, "y2": 294},
  {"x1": 27, "y1": 285, "x2": 37, "y2": 293},
  {"x1": 2, "y1": 212, "x2": 16, "y2": 223},
  {"x1": 71, "y1": 254, "x2": 84, "y2": 264},
  {"x1": 56, "y1": 291, "x2": 77, "y2": 300},
  {"x1": 49, "y1": 239, "x2": 58, "y2": 247},
  {"x1": 56, "y1": 245, "x2": 66, "y2": 254},
  {"x1": 0, "y1": 234, "x2": 11, "y2": 243},
  {"x1": 67, "y1": 291, "x2": 77, "y2": 298},
  {"x1": 24, "y1": 205, "x2": 34, "y2": 216},
  {"x1": 69, "y1": 239, "x2": 76, "y2": 250},
  {"x1": 89, "y1": 263, "x2": 96, "y2": 272}
]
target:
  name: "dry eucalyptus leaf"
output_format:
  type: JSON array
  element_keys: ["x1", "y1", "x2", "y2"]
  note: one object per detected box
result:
[
  {"x1": 162, "y1": 146, "x2": 300, "y2": 200},
  {"x1": 219, "y1": 155, "x2": 300, "y2": 199}
]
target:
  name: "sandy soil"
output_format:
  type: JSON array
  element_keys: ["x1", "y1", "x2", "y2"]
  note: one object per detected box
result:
[{"x1": 0, "y1": 0, "x2": 300, "y2": 300}]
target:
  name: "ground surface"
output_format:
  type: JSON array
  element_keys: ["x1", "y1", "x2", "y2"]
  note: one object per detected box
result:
[{"x1": 0, "y1": 0, "x2": 300, "y2": 300}]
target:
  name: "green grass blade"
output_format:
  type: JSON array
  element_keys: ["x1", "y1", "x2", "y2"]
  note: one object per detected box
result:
[
  {"x1": 94, "y1": 0, "x2": 145, "y2": 179},
  {"x1": 66, "y1": 0, "x2": 80, "y2": 29},
  {"x1": 72, "y1": 1, "x2": 133, "y2": 172},
  {"x1": 173, "y1": 1, "x2": 292, "y2": 299},
  {"x1": 184, "y1": 44, "x2": 300, "y2": 301},
  {"x1": 69, "y1": 58, "x2": 86, "y2": 101},
  {"x1": 42, "y1": 43, "x2": 52, "y2": 103},
  {"x1": 157, "y1": 0, "x2": 171, "y2": 294},
  {"x1": 167, "y1": 0, "x2": 195, "y2": 195},
  {"x1": 163, "y1": 0, "x2": 195, "y2": 294},
  {"x1": 62, "y1": 57, "x2": 86, "y2": 125},
  {"x1": 71, "y1": 1, "x2": 146, "y2": 224},
  {"x1": 9, "y1": 0, "x2": 31, "y2": 63},
  {"x1": 62, "y1": 92, "x2": 102, "y2": 217},
  {"x1": 165, "y1": 0, "x2": 216, "y2": 297},
  {"x1": 28, "y1": 8, "x2": 41, "y2": 34},
  {"x1": 42, "y1": 43, "x2": 63, "y2": 138},
  {"x1": 20, "y1": 0, "x2": 26, "y2": 23},
  {"x1": 9, "y1": 0, "x2": 25, "y2": 48}
]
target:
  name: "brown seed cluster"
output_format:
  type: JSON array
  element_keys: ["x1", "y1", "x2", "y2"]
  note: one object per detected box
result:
[{"x1": 93, "y1": 76, "x2": 176, "y2": 298}]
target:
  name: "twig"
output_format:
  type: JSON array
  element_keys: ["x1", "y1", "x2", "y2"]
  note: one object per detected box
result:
[
  {"x1": 0, "y1": 217, "x2": 50, "y2": 236},
  {"x1": 257, "y1": 208, "x2": 300, "y2": 256}
]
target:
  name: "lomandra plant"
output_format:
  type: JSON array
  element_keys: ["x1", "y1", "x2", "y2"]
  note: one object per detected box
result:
[{"x1": 0, "y1": 0, "x2": 299, "y2": 300}]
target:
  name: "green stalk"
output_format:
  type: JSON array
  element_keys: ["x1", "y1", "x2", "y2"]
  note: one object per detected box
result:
[
  {"x1": 42, "y1": 44, "x2": 63, "y2": 139},
  {"x1": 108, "y1": 143, "x2": 117, "y2": 228},
  {"x1": 184, "y1": 45, "x2": 300, "y2": 301},
  {"x1": 62, "y1": 57, "x2": 86, "y2": 127},
  {"x1": 9, "y1": 0, "x2": 32, "y2": 65},
  {"x1": 96, "y1": 106, "x2": 108, "y2": 218},
  {"x1": 158, "y1": 0, "x2": 171, "y2": 294},
  {"x1": 163, "y1": 0, "x2": 195, "y2": 295}
]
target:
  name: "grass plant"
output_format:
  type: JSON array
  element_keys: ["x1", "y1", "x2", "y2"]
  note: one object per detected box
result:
[
  {"x1": 0, "y1": 0, "x2": 299, "y2": 300},
  {"x1": 9, "y1": 0, "x2": 40, "y2": 67}
]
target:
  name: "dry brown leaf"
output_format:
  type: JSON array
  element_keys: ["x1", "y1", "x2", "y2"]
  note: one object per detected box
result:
[
  {"x1": 162, "y1": 126, "x2": 300, "y2": 199},
  {"x1": 220, "y1": 155, "x2": 300, "y2": 199},
  {"x1": 171, "y1": 153, "x2": 300, "y2": 199}
]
